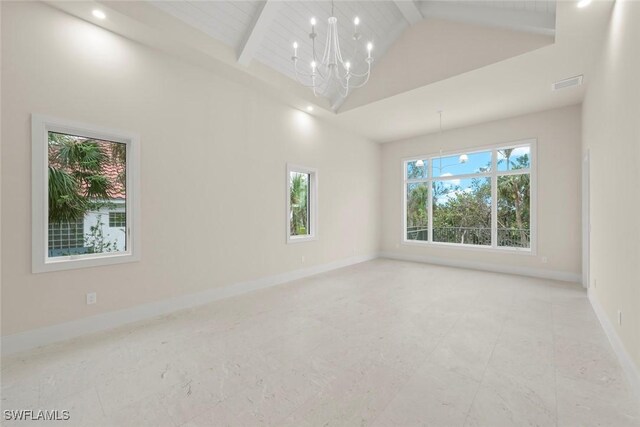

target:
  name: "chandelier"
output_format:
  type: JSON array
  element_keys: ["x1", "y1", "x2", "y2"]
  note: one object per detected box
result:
[{"x1": 291, "y1": 1, "x2": 373, "y2": 98}]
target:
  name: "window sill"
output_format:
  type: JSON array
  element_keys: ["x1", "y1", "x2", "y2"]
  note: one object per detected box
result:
[
  {"x1": 401, "y1": 239, "x2": 535, "y2": 255},
  {"x1": 34, "y1": 251, "x2": 140, "y2": 273},
  {"x1": 287, "y1": 235, "x2": 318, "y2": 244}
]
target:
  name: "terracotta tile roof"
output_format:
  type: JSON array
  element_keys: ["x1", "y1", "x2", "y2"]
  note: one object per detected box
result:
[
  {"x1": 97, "y1": 141, "x2": 126, "y2": 200},
  {"x1": 49, "y1": 139, "x2": 126, "y2": 200}
]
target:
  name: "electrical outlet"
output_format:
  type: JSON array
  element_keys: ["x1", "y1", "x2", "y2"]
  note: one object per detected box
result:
[
  {"x1": 86, "y1": 292, "x2": 97, "y2": 305},
  {"x1": 541, "y1": 256, "x2": 548, "y2": 264},
  {"x1": 618, "y1": 310, "x2": 622, "y2": 326}
]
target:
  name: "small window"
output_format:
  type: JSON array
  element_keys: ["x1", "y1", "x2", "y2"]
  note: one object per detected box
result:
[
  {"x1": 109, "y1": 212, "x2": 126, "y2": 228},
  {"x1": 286, "y1": 164, "x2": 317, "y2": 243},
  {"x1": 32, "y1": 115, "x2": 140, "y2": 272}
]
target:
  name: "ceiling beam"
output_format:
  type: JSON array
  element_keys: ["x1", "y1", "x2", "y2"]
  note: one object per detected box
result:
[
  {"x1": 393, "y1": 1, "x2": 423, "y2": 25},
  {"x1": 419, "y1": 2, "x2": 555, "y2": 36},
  {"x1": 237, "y1": 1, "x2": 282, "y2": 66}
]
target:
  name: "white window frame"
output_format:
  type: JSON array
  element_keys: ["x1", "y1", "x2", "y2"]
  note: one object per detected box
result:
[
  {"x1": 286, "y1": 164, "x2": 318, "y2": 244},
  {"x1": 32, "y1": 114, "x2": 141, "y2": 273},
  {"x1": 402, "y1": 138, "x2": 537, "y2": 254}
]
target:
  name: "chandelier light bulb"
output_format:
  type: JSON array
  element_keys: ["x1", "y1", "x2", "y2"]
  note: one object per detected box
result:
[
  {"x1": 354, "y1": 16, "x2": 360, "y2": 26},
  {"x1": 459, "y1": 154, "x2": 469, "y2": 164},
  {"x1": 311, "y1": 61, "x2": 317, "y2": 70},
  {"x1": 293, "y1": 41, "x2": 298, "y2": 49},
  {"x1": 310, "y1": 17, "x2": 317, "y2": 26},
  {"x1": 367, "y1": 42, "x2": 373, "y2": 52}
]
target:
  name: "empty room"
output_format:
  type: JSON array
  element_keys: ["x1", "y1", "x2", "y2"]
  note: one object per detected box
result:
[{"x1": 1, "y1": 0, "x2": 639, "y2": 425}]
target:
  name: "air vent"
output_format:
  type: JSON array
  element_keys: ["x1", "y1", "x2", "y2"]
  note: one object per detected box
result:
[{"x1": 552, "y1": 75, "x2": 584, "y2": 91}]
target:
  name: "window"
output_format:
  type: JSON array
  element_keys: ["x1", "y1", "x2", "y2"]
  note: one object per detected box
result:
[
  {"x1": 48, "y1": 218, "x2": 85, "y2": 256},
  {"x1": 403, "y1": 140, "x2": 535, "y2": 252},
  {"x1": 109, "y1": 212, "x2": 126, "y2": 228},
  {"x1": 32, "y1": 115, "x2": 140, "y2": 272},
  {"x1": 286, "y1": 164, "x2": 317, "y2": 243}
]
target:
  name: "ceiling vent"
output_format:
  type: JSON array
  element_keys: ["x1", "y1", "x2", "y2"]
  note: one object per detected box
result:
[{"x1": 552, "y1": 75, "x2": 584, "y2": 91}]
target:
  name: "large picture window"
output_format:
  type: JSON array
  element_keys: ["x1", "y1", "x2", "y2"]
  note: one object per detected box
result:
[
  {"x1": 286, "y1": 164, "x2": 317, "y2": 243},
  {"x1": 403, "y1": 140, "x2": 535, "y2": 252},
  {"x1": 32, "y1": 115, "x2": 140, "y2": 272}
]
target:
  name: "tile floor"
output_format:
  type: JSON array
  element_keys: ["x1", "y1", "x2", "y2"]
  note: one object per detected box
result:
[{"x1": 1, "y1": 260, "x2": 638, "y2": 426}]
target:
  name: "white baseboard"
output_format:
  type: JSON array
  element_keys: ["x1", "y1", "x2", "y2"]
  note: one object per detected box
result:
[
  {"x1": 379, "y1": 251, "x2": 581, "y2": 283},
  {"x1": 1, "y1": 254, "x2": 377, "y2": 356},
  {"x1": 588, "y1": 288, "x2": 640, "y2": 401}
]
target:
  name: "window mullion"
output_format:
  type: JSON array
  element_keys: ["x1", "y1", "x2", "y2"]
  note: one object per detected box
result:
[
  {"x1": 428, "y1": 179, "x2": 433, "y2": 243},
  {"x1": 491, "y1": 150, "x2": 498, "y2": 248}
]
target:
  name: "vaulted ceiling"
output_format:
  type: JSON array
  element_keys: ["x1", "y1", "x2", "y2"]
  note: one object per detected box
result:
[
  {"x1": 148, "y1": 1, "x2": 557, "y2": 108},
  {"x1": 49, "y1": 0, "x2": 613, "y2": 142}
]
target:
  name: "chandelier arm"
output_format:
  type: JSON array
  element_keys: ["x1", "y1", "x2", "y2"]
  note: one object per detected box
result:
[
  {"x1": 314, "y1": 64, "x2": 328, "y2": 80},
  {"x1": 336, "y1": 78, "x2": 349, "y2": 90},
  {"x1": 344, "y1": 70, "x2": 372, "y2": 89},
  {"x1": 337, "y1": 79, "x2": 350, "y2": 97},
  {"x1": 293, "y1": 66, "x2": 324, "y2": 89},
  {"x1": 344, "y1": 61, "x2": 371, "y2": 79},
  {"x1": 309, "y1": 69, "x2": 330, "y2": 96},
  {"x1": 296, "y1": 59, "x2": 329, "y2": 81},
  {"x1": 347, "y1": 71, "x2": 369, "y2": 78},
  {"x1": 319, "y1": 69, "x2": 335, "y2": 93},
  {"x1": 293, "y1": 63, "x2": 316, "y2": 79},
  {"x1": 332, "y1": 65, "x2": 349, "y2": 89}
]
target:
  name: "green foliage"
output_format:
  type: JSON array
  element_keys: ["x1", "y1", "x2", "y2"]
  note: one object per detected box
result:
[
  {"x1": 432, "y1": 178, "x2": 491, "y2": 231},
  {"x1": 48, "y1": 167, "x2": 87, "y2": 223},
  {"x1": 84, "y1": 215, "x2": 117, "y2": 254},
  {"x1": 48, "y1": 133, "x2": 122, "y2": 223},
  {"x1": 406, "y1": 184, "x2": 428, "y2": 227},
  {"x1": 290, "y1": 173, "x2": 309, "y2": 235}
]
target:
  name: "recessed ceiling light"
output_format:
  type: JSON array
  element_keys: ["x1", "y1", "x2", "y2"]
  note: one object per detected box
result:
[
  {"x1": 92, "y1": 9, "x2": 106, "y2": 19},
  {"x1": 306, "y1": 106, "x2": 314, "y2": 112},
  {"x1": 577, "y1": 0, "x2": 592, "y2": 8}
]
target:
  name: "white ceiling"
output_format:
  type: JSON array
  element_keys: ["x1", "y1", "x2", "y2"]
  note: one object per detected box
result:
[
  {"x1": 150, "y1": 1, "x2": 409, "y2": 106},
  {"x1": 148, "y1": 0, "x2": 557, "y2": 107},
  {"x1": 150, "y1": 1, "x2": 263, "y2": 48},
  {"x1": 49, "y1": 0, "x2": 612, "y2": 143},
  {"x1": 331, "y1": 0, "x2": 613, "y2": 142}
]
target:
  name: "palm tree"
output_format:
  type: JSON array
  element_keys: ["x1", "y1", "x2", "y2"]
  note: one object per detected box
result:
[
  {"x1": 48, "y1": 133, "x2": 116, "y2": 223},
  {"x1": 497, "y1": 149, "x2": 530, "y2": 246}
]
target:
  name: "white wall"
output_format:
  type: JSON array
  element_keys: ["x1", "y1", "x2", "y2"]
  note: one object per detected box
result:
[
  {"x1": 582, "y1": 0, "x2": 640, "y2": 372},
  {"x1": 380, "y1": 105, "x2": 582, "y2": 280},
  {"x1": 0, "y1": 2, "x2": 381, "y2": 335}
]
